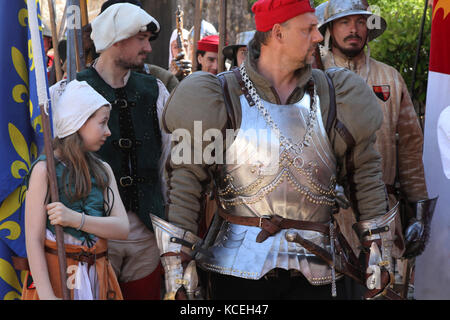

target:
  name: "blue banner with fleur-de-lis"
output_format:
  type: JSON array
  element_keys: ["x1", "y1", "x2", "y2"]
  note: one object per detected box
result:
[{"x1": 0, "y1": 0, "x2": 49, "y2": 300}]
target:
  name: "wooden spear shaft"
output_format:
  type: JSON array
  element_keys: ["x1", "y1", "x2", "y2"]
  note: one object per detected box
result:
[
  {"x1": 192, "y1": 0, "x2": 203, "y2": 71},
  {"x1": 74, "y1": 32, "x2": 82, "y2": 73},
  {"x1": 79, "y1": 0, "x2": 89, "y2": 27},
  {"x1": 47, "y1": 0, "x2": 62, "y2": 81},
  {"x1": 27, "y1": 0, "x2": 70, "y2": 300},
  {"x1": 40, "y1": 104, "x2": 71, "y2": 300},
  {"x1": 218, "y1": 0, "x2": 227, "y2": 73}
]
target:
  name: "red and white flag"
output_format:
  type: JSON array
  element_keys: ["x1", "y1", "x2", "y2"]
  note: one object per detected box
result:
[{"x1": 415, "y1": 0, "x2": 450, "y2": 299}]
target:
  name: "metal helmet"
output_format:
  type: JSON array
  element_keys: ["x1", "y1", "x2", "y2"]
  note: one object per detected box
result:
[
  {"x1": 319, "y1": 0, "x2": 387, "y2": 42},
  {"x1": 222, "y1": 30, "x2": 255, "y2": 61},
  {"x1": 189, "y1": 20, "x2": 218, "y2": 45},
  {"x1": 315, "y1": 1, "x2": 329, "y2": 30},
  {"x1": 42, "y1": 23, "x2": 52, "y2": 38}
]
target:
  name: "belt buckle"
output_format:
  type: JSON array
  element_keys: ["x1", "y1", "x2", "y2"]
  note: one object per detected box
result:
[
  {"x1": 259, "y1": 215, "x2": 271, "y2": 228},
  {"x1": 120, "y1": 176, "x2": 133, "y2": 187},
  {"x1": 118, "y1": 138, "x2": 132, "y2": 148},
  {"x1": 75, "y1": 250, "x2": 91, "y2": 264}
]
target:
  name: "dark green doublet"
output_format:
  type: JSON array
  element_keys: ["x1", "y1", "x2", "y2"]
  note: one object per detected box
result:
[{"x1": 77, "y1": 67, "x2": 164, "y2": 230}]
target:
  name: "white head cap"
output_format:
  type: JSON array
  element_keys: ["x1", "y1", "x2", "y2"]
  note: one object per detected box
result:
[
  {"x1": 51, "y1": 80, "x2": 111, "y2": 139},
  {"x1": 91, "y1": 3, "x2": 160, "y2": 53}
]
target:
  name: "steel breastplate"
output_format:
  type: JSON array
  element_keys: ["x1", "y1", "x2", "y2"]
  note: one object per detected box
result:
[{"x1": 198, "y1": 92, "x2": 342, "y2": 284}]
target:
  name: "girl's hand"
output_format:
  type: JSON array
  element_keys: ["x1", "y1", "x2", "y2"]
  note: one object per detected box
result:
[{"x1": 46, "y1": 202, "x2": 81, "y2": 229}]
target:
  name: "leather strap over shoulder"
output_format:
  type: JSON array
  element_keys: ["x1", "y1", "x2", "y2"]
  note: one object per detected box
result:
[
  {"x1": 217, "y1": 71, "x2": 238, "y2": 131},
  {"x1": 324, "y1": 71, "x2": 337, "y2": 136},
  {"x1": 319, "y1": 68, "x2": 359, "y2": 214}
]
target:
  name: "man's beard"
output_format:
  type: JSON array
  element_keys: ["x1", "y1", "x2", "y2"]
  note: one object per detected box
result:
[
  {"x1": 297, "y1": 45, "x2": 316, "y2": 69},
  {"x1": 115, "y1": 52, "x2": 148, "y2": 70},
  {"x1": 332, "y1": 35, "x2": 366, "y2": 58}
]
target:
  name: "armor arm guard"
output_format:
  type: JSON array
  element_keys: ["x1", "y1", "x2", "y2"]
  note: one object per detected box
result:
[
  {"x1": 151, "y1": 214, "x2": 203, "y2": 300},
  {"x1": 353, "y1": 203, "x2": 400, "y2": 299}
]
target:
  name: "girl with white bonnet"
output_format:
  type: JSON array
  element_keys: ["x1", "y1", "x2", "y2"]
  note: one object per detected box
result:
[{"x1": 22, "y1": 80, "x2": 129, "y2": 300}]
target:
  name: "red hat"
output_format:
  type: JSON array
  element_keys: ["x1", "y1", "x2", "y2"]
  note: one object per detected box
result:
[
  {"x1": 252, "y1": 0, "x2": 315, "y2": 32},
  {"x1": 197, "y1": 35, "x2": 220, "y2": 53}
]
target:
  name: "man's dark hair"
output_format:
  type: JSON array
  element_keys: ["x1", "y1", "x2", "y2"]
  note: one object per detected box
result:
[
  {"x1": 196, "y1": 50, "x2": 206, "y2": 71},
  {"x1": 99, "y1": 0, "x2": 159, "y2": 41},
  {"x1": 248, "y1": 30, "x2": 271, "y2": 60},
  {"x1": 100, "y1": 0, "x2": 142, "y2": 13},
  {"x1": 248, "y1": 20, "x2": 290, "y2": 60}
]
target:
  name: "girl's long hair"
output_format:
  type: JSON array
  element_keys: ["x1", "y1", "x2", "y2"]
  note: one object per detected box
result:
[{"x1": 53, "y1": 133, "x2": 109, "y2": 203}]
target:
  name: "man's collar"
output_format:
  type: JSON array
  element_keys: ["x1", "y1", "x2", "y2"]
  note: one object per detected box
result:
[{"x1": 329, "y1": 48, "x2": 367, "y2": 72}]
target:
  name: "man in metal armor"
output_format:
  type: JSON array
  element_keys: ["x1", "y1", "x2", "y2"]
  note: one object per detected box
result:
[
  {"x1": 316, "y1": 0, "x2": 437, "y2": 295},
  {"x1": 153, "y1": 0, "x2": 402, "y2": 300}
]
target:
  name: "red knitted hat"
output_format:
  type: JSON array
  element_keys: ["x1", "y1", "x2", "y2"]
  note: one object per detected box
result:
[
  {"x1": 197, "y1": 35, "x2": 220, "y2": 53},
  {"x1": 252, "y1": 0, "x2": 315, "y2": 32}
]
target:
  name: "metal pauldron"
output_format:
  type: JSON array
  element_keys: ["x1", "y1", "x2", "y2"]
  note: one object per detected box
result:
[
  {"x1": 353, "y1": 203, "x2": 399, "y2": 273},
  {"x1": 150, "y1": 214, "x2": 203, "y2": 300}
]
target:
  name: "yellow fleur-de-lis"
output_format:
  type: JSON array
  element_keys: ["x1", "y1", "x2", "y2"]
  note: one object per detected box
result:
[
  {"x1": 9, "y1": 123, "x2": 31, "y2": 170},
  {"x1": 13, "y1": 6, "x2": 43, "y2": 134},
  {"x1": 0, "y1": 259, "x2": 23, "y2": 299},
  {"x1": 0, "y1": 187, "x2": 26, "y2": 241},
  {"x1": 30, "y1": 100, "x2": 42, "y2": 134},
  {"x1": 2, "y1": 123, "x2": 31, "y2": 242},
  {"x1": 18, "y1": 7, "x2": 27, "y2": 27},
  {"x1": 0, "y1": 221, "x2": 21, "y2": 241},
  {"x1": 11, "y1": 47, "x2": 28, "y2": 88}
]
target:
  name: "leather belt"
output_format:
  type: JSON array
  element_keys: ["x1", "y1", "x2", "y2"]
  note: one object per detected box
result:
[
  {"x1": 11, "y1": 247, "x2": 107, "y2": 271},
  {"x1": 12, "y1": 256, "x2": 30, "y2": 271},
  {"x1": 218, "y1": 210, "x2": 330, "y2": 243},
  {"x1": 44, "y1": 246, "x2": 107, "y2": 266}
]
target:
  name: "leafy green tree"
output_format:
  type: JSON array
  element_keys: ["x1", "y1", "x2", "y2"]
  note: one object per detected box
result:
[{"x1": 248, "y1": 0, "x2": 430, "y2": 113}]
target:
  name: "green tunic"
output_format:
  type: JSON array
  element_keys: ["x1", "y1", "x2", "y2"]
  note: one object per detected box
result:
[
  {"x1": 28, "y1": 155, "x2": 104, "y2": 245},
  {"x1": 77, "y1": 67, "x2": 164, "y2": 230}
]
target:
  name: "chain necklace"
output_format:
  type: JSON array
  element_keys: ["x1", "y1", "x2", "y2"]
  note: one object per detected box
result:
[{"x1": 239, "y1": 63, "x2": 318, "y2": 156}]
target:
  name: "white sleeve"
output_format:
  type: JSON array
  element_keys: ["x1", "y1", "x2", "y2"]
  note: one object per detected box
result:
[
  {"x1": 156, "y1": 79, "x2": 171, "y2": 202},
  {"x1": 437, "y1": 106, "x2": 450, "y2": 179}
]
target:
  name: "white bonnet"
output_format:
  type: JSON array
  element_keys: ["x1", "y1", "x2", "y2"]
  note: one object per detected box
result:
[{"x1": 50, "y1": 80, "x2": 111, "y2": 138}]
